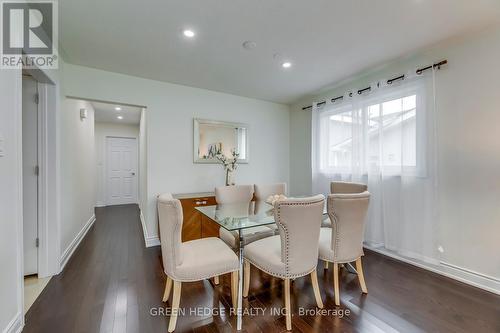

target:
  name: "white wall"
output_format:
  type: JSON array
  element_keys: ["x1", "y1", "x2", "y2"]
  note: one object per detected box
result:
[
  {"x1": 94, "y1": 122, "x2": 139, "y2": 206},
  {"x1": 62, "y1": 64, "x2": 290, "y2": 243},
  {"x1": 0, "y1": 69, "x2": 24, "y2": 333},
  {"x1": 290, "y1": 24, "x2": 500, "y2": 285},
  {"x1": 290, "y1": 96, "x2": 313, "y2": 196},
  {"x1": 60, "y1": 99, "x2": 96, "y2": 253},
  {"x1": 139, "y1": 109, "x2": 148, "y2": 219}
]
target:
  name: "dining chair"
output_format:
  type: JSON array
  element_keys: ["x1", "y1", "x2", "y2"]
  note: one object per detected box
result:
[
  {"x1": 254, "y1": 182, "x2": 287, "y2": 201},
  {"x1": 253, "y1": 183, "x2": 287, "y2": 232},
  {"x1": 322, "y1": 181, "x2": 368, "y2": 270},
  {"x1": 216, "y1": 185, "x2": 276, "y2": 249},
  {"x1": 243, "y1": 195, "x2": 325, "y2": 331},
  {"x1": 158, "y1": 194, "x2": 240, "y2": 332},
  {"x1": 319, "y1": 191, "x2": 370, "y2": 306},
  {"x1": 215, "y1": 185, "x2": 276, "y2": 286},
  {"x1": 323, "y1": 181, "x2": 368, "y2": 228},
  {"x1": 331, "y1": 181, "x2": 368, "y2": 194}
]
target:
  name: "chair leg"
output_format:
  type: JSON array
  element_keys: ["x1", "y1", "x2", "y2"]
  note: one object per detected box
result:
[
  {"x1": 162, "y1": 276, "x2": 172, "y2": 302},
  {"x1": 214, "y1": 275, "x2": 220, "y2": 285},
  {"x1": 355, "y1": 257, "x2": 368, "y2": 294},
  {"x1": 168, "y1": 281, "x2": 182, "y2": 332},
  {"x1": 310, "y1": 269, "x2": 324, "y2": 309},
  {"x1": 243, "y1": 260, "x2": 250, "y2": 297},
  {"x1": 284, "y1": 279, "x2": 292, "y2": 331},
  {"x1": 333, "y1": 263, "x2": 340, "y2": 306},
  {"x1": 231, "y1": 271, "x2": 238, "y2": 309},
  {"x1": 324, "y1": 261, "x2": 329, "y2": 270}
]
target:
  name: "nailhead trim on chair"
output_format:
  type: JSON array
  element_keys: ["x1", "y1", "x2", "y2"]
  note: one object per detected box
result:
[
  {"x1": 244, "y1": 257, "x2": 317, "y2": 279},
  {"x1": 273, "y1": 198, "x2": 324, "y2": 279},
  {"x1": 160, "y1": 200, "x2": 239, "y2": 282},
  {"x1": 331, "y1": 206, "x2": 341, "y2": 262}
]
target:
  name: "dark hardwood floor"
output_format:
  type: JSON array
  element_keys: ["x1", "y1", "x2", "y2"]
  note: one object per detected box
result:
[{"x1": 24, "y1": 204, "x2": 500, "y2": 333}]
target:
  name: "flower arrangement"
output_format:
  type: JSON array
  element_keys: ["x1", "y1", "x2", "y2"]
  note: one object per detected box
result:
[
  {"x1": 265, "y1": 194, "x2": 287, "y2": 205},
  {"x1": 216, "y1": 150, "x2": 239, "y2": 186}
]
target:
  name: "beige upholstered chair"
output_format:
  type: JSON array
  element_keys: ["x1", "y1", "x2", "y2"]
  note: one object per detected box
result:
[
  {"x1": 319, "y1": 192, "x2": 370, "y2": 306},
  {"x1": 217, "y1": 185, "x2": 276, "y2": 249},
  {"x1": 253, "y1": 183, "x2": 287, "y2": 231},
  {"x1": 215, "y1": 184, "x2": 254, "y2": 204},
  {"x1": 322, "y1": 181, "x2": 368, "y2": 228},
  {"x1": 254, "y1": 182, "x2": 287, "y2": 201},
  {"x1": 243, "y1": 195, "x2": 325, "y2": 331},
  {"x1": 158, "y1": 194, "x2": 239, "y2": 332},
  {"x1": 331, "y1": 181, "x2": 367, "y2": 194}
]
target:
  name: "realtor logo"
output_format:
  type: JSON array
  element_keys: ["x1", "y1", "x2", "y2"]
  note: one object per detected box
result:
[{"x1": 1, "y1": 0, "x2": 58, "y2": 69}]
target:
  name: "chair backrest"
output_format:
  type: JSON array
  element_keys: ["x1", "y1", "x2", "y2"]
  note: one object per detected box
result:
[
  {"x1": 327, "y1": 192, "x2": 370, "y2": 263},
  {"x1": 215, "y1": 185, "x2": 254, "y2": 204},
  {"x1": 330, "y1": 181, "x2": 367, "y2": 194},
  {"x1": 254, "y1": 183, "x2": 287, "y2": 201},
  {"x1": 157, "y1": 193, "x2": 184, "y2": 277},
  {"x1": 274, "y1": 195, "x2": 325, "y2": 277}
]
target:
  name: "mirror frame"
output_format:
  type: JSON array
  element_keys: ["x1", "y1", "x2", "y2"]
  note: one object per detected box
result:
[{"x1": 193, "y1": 118, "x2": 250, "y2": 164}]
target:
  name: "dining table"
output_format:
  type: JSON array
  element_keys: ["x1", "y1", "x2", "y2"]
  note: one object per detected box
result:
[{"x1": 195, "y1": 199, "x2": 357, "y2": 330}]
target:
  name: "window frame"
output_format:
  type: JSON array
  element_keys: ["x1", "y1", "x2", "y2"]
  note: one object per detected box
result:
[{"x1": 315, "y1": 80, "x2": 427, "y2": 177}]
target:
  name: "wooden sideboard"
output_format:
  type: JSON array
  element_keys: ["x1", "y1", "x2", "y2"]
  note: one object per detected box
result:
[{"x1": 173, "y1": 192, "x2": 221, "y2": 241}]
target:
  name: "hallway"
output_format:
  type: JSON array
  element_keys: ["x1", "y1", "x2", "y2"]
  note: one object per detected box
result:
[
  {"x1": 23, "y1": 205, "x2": 500, "y2": 333},
  {"x1": 24, "y1": 205, "x2": 172, "y2": 332}
]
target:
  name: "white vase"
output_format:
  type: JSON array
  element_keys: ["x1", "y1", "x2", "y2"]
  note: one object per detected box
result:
[{"x1": 225, "y1": 169, "x2": 235, "y2": 186}]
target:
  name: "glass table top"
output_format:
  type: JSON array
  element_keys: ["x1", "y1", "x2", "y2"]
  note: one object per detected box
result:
[
  {"x1": 196, "y1": 200, "x2": 327, "y2": 231},
  {"x1": 196, "y1": 201, "x2": 275, "y2": 231}
]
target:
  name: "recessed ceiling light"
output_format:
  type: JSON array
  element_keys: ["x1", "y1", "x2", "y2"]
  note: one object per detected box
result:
[
  {"x1": 117, "y1": 115, "x2": 123, "y2": 120},
  {"x1": 115, "y1": 107, "x2": 121, "y2": 111},
  {"x1": 183, "y1": 29, "x2": 195, "y2": 38},
  {"x1": 282, "y1": 62, "x2": 292, "y2": 69}
]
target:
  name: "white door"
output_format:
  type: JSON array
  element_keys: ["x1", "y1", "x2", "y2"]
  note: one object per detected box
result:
[
  {"x1": 22, "y1": 76, "x2": 39, "y2": 276},
  {"x1": 106, "y1": 137, "x2": 138, "y2": 205}
]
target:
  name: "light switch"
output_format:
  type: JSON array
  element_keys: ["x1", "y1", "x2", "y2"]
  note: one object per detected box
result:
[{"x1": 80, "y1": 108, "x2": 88, "y2": 120}]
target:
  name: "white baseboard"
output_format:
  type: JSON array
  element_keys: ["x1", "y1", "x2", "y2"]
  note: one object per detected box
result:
[
  {"x1": 95, "y1": 201, "x2": 106, "y2": 207},
  {"x1": 59, "y1": 214, "x2": 96, "y2": 272},
  {"x1": 439, "y1": 261, "x2": 500, "y2": 294},
  {"x1": 145, "y1": 236, "x2": 160, "y2": 248},
  {"x1": 364, "y1": 244, "x2": 500, "y2": 295},
  {"x1": 140, "y1": 210, "x2": 160, "y2": 248},
  {"x1": 3, "y1": 311, "x2": 23, "y2": 333}
]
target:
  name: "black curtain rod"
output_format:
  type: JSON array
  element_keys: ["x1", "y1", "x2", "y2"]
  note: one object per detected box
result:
[{"x1": 301, "y1": 59, "x2": 447, "y2": 110}]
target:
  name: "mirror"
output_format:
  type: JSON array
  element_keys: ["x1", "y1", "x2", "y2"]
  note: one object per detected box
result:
[{"x1": 194, "y1": 119, "x2": 249, "y2": 164}]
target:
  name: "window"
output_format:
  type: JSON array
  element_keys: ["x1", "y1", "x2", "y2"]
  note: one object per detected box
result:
[{"x1": 315, "y1": 84, "x2": 425, "y2": 176}]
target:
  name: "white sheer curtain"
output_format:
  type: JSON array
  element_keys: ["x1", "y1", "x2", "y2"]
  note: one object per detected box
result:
[{"x1": 312, "y1": 70, "x2": 440, "y2": 263}]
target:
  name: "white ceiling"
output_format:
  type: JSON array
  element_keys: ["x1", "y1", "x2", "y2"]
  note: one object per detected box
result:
[
  {"x1": 92, "y1": 101, "x2": 142, "y2": 125},
  {"x1": 60, "y1": 0, "x2": 500, "y2": 104}
]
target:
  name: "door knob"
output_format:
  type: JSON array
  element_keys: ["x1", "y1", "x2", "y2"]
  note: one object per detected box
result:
[{"x1": 131, "y1": 172, "x2": 136, "y2": 176}]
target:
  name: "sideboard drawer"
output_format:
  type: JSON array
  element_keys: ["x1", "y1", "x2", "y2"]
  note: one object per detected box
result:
[
  {"x1": 178, "y1": 195, "x2": 216, "y2": 241},
  {"x1": 192, "y1": 197, "x2": 215, "y2": 206}
]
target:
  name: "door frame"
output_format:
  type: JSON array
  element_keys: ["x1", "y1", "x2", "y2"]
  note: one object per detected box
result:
[
  {"x1": 35, "y1": 81, "x2": 59, "y2": 278},
  {"x1": 22, "y1": 74, "x2": 42, "y2": 276},
  {"x1": 104, "y1": 135, "x2": 139, "y2": 206},
  {"x1": 21, "y1": 69, "x2": 61, "y2": 280}
]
